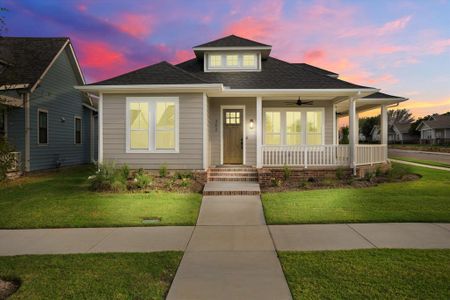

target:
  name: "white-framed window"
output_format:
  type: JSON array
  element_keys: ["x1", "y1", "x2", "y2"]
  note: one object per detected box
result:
[
  {"x1": 74, "y1": 116, "x2": 82, "y2": 144},
  {"x1": 206, "y1": 52, "x2": 260, "y2": 71},
  {"x1": 126, "y1": 97, "x2": 179, "y2": 153},
  {"x1": 37, "y1": 108, "x2": 48, "y2": 145},
  {"x1": 263, "y1": 108, "x2": 324, "y2": 146}
]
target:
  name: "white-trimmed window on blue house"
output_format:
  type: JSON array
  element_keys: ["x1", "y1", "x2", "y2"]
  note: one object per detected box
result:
[
  {"x1": 263, "y1": 108, "x2": 324, "y2": 146},
  {"x1": 74, "y1": 116, "x2": 82, "y2": 144},
  {"x1": 37, "y1": 109, "x2": 48, "y2": 145},
  {"x1": 126, "y1": 97, "x2": 179, "y2": 153}
]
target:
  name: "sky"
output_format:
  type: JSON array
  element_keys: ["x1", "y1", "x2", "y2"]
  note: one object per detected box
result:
[{"x1": 2, "y1": 0, "x2": 450, "y2": 119}]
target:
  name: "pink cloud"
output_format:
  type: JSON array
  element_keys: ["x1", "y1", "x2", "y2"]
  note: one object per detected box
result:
[
  {"x1": 304, "y1": 50, "x2": 326, "y2": 61},
  {"x1": 76, "y1": 4, "x2": 87, "y2": 12},
  {"x1": 377, "y1": 15, "x2": 412, "y2": 35},
  {"x1": 428, "y1": 38, "x2": 450, "y2": 54},
  {"x1": 116, "y1": 13, "x2": 154, "y2": 38},
  {"x1": 172, "y1": 49, "x2": 194, "y2": 64}
]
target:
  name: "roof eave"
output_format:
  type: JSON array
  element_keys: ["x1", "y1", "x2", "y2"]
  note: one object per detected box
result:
[{"x1": 75, "y1": 83, "x2": 224, "y2": 94}]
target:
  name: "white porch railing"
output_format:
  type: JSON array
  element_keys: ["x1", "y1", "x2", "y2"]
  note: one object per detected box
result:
[
  {"x1": 262, "y1": 145, "x2": 350, "y2": 167},
  {"x1": 355, "y1": 144, "x2": 387, "y2": 166},
  {"x1": 261, "y1": 144, "x2": 387, "y2": 167}
]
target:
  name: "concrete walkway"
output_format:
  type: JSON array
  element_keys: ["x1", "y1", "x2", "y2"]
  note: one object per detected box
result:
[
  {"x1": 0, "y1": 226, "x2": 193, "y2": 256},
  {"x1": 390, "y1": 158, "x2": 450, "y2": 171},
  {"x1": 166, "y1": 195, "x2": 292, "y2": 300}
]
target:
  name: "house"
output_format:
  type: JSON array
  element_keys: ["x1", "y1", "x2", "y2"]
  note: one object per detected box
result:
[
  {"x1": 0, "y1": 37, "x2": 97, "y2": 173},
  {"x1": 390, "y1": 122, "x2": 417, "y2": 144},
  {"x1": 417, "y1": 114, "x2": 450, "y2": 144},
  {"x1": 370, "y1": 125, "x2": 381, "y2": 142},
  {"x1": 76, "y1": 35, "x2": 407, "y2": 177}
]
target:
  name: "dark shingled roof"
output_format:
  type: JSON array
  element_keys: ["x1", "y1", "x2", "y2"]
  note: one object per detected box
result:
[
  {"x1": 0, "y1": 37, "x2": 68, "y2": 86},
  {"x1": 193, "y1": 35, "x2": 271, "y2": 48},
  {"x1": 176, "y1": 56, "x2": 373, "y2": 89},
  {"x1": 422, "y1": 114, "x2": 450, "y2": 129},
  {"x1": 292, "y1": 63, "x2": 338, "y2": 77},
  {"x1": 89, "y1": 61, "x2": 211, "y2": 85},
  {"x1": 363, "y1": 92, "x2": 404, "y2": 99},
  {"x1": 392, "y1": 122, "x2": 412, "y2": 134}
]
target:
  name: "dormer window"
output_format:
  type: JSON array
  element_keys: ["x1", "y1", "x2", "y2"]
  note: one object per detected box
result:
[{"x1": 205, "y1": 52, "x2": 260, "y2": 72}]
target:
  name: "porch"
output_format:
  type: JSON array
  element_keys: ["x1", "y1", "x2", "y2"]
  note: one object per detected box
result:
[{"x1": 206, "y1": 91, "x2": 405, "y2": 172}]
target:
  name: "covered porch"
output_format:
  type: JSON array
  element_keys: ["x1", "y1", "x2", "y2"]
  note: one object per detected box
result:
[{"x1": 207, "y1": 90, "x2": 406, "y2": 172}]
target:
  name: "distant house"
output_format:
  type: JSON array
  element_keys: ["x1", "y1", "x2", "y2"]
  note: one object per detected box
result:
[
  {"x1": 370, "y1": 125, "x2": 381, "y2": 142},
  {"x1": 390, "y1": 122, "x2": 417, "y2": 144},
  {"x1": 0, "y1": 37, "x2": 97, "y2": 173},
  {"x1": 417, "y1": 114, "x2": 450, "y2": 144}
]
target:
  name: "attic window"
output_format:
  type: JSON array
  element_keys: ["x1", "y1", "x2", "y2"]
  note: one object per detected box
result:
[{"x1": 206, "y1": 53, "x2": 259, "y2": 71}]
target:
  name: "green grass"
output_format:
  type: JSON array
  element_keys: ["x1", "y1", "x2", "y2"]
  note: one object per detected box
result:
[
  {"x1": 390, "y1": 156, "x2": 450, "y2": 168},
  {"x1": 0, "y1": 166, "x2": 202, "y2": 229},
  {"x1": 279, "y1": 249, "x2": 450, "y2": 300},
  {"x1": 262, "y1": 163, "x2": 450, "y2": 224},
  {"x1": 0, "y1": 252, "x2": 182, "y2": 299},
  {"x1": 389, "y1": 144, "x2": 450, "y2": 153}
]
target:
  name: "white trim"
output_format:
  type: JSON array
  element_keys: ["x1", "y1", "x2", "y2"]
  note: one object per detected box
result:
[
  {"x1": 204, "y1": 52, "x2": 261, "y2": 72},
  {"x1": 220, "y1": 105, "x2": 246, "y2": 165},
  {"x1": 37, "y1": 108, "x2": 49, "y2": 145},
  {"x1": 125, "y1": 96, "x2": 180, "y2": 154},
  {"x1": 332, "y1": 104, "x2": 337, "y2": 144},
  {"x1": 0, "y1": 84, "x2": 30, "y2": 90},
  {"x1": 67, "y1": 43, "x2": 86, "y2": 85},
  {"x1": 24, "y1": 93, "x2": 30, "y2": 171},
  {"x1": 82, "y1": 103, "x2": 98, "y2": 112},
  {"x1": 256, "y1": 96, "x2": 262, "y2": 168},
  {"x1": 193, "y1": 46, "x2": 272, "y2": 51},
  {"x1": 202, "y1": 93, "x2": 208, "y2": 170},
  {"x1": 262, "y1": 107, "x2": 325, "y2": 146},
  {"x1": 90, "y1": 110, "x2": 95, "y2": 162},
  {"x1": 75, "y1": 84, "x2": 223, "y2": 93},
  {"x1": 74, "y1": 116, "x2": 82, "y2": 145},
  {"x1": 98, "y1": 93, "x2": 103, "y2": 163}
]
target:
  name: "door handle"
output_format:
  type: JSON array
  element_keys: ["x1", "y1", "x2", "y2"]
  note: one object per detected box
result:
[{"x1": 240, "y1": 138, "x2": 243, "y2": 149}]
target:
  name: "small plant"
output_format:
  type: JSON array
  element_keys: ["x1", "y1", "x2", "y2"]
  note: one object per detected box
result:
[
  {"x1": 282, "y1": 165, "x2": 291, "y2": 181},
  {"x1": 375, "y1": 166, "x2": 383, "y2": 177},
  {"x1": 271, "y1": 177, "x2": 282, "y2": 187},
  {"x1": 134, "y1": 172, "x2": 152, "y2": 189},
  {"x1": 298, "y1": 181, "x2": 307, "y2": 188},
  {"x1": 364, "y1": 171, "x2": 375, "y2": 181},
  {"x1": 88, "y1": 162, "x2": 127, "y2": 192},
  {"x1": 307, "y1": 177, "x2": 318, "y2": 183},
  {"x1": 386, "y1": 164, "x2": 408, "y2": 180},
  {"x1": 179, "y1": 177, "x2": 191, "y2": 187},
  {"x1": 175, "y1": 171, "x2": 193, "y2": 180},
  {"x1": 159, "y1": 163, "x2": 168, "y2": 177},
  {"x1": 164, "y1": 178, "x2": 176, "y2": 190},
  {"x1": 335, "y1": 167, "x2": 345, "y2": 180},
  {"x1": 0, "y1": 138, "x2": 16, "y2": 181},
  {"x1": 119, "y1": 164, "x2": 130, "y2": 180}
]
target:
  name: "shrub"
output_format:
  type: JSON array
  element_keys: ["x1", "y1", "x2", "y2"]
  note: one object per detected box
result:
[
  {"x1": 179, "y1": 177, "x2": 191, "y2": 187},
  {"x1": 88, "y1": 162, "x2": 127, "y2": 192},
  {"x1": 364, "y1": 171, "x2": 375, "y2": 181},
  {"x1": 175, "y1": 171, "x2": 193, "y2": 180},
  {"x1": 282, "y1": 165, "x2": 291, "y2": 180},
  {"x1": 0, "y1": 138, "x2": 16, "y2": 181},
  {"x1": 386, "y1": 164, "x2": 409, "y2": 180},
  {"x1": 159, "y1": 163, "x2": 168, "y2": 177},
  {"x1": 271, "y1": 177, "x2": 282, "y2": 187},
  {"x1": 120, "y1": 164, "x2": 130, "y2": 180},
  {"x1": 134, "y1": 172, "x2": 152, "y2": 189},
  {"x1": 335, "y1": 167, "x2": 345, "y2": 180},
  {"x1": 164, "y1": 178, "x2": 176, "y2": 190}
]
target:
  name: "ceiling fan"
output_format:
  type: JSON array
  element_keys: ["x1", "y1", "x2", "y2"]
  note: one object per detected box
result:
[{"x1": 284, "y1": 97, "x2": 314, "y2": 106}]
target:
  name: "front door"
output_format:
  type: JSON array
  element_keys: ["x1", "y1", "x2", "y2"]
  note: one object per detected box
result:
[{"x1": 223, "y1": 109, "x2": 243, "y2": 164}]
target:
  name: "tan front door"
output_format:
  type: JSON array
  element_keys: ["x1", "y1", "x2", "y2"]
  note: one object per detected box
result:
[{"x1": 223, "y1": 109, "x2": 243, "y2": 164}]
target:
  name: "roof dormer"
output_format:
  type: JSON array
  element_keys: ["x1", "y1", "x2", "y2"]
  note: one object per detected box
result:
[{"x1": 192, "y1": 35, "x2": 272, "y2": 72}]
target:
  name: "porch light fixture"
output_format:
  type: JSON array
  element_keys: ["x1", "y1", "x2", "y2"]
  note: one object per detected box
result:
[{"x1": 249, "y1": 119, "x2": 254, "y2": 129}]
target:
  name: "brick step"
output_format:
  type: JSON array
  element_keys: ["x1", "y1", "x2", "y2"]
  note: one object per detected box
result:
[
  {"x1": 203, "y1": 190, "x2": 261, "y2": 196},
  {"x1": 209, "y1": 167, "x2": 256, "y2": 172},
  {"x1": 208, "y1": 171, "x2": 257, "y2": 177},
  {"x1": 208, "y1": 176, "x2": 258, "y2": 182},
  {"x1": 202, "y1": 182, "x2": 261, "y2": 196}
]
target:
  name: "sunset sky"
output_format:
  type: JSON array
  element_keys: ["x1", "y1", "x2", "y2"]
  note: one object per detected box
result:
[{"x1": 3, "y1": 0, "x2": 450, "y2": 118}]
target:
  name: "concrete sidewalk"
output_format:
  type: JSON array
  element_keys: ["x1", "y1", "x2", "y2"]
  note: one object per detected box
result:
[
  {"x1": 270, "y1": 223, "x2": 450, "y2": 251},
  {"x1": 0, "y1": 226, "x2": 193, "y2": 256},
  {"x1": 390, "y1": 158, "x2": 450, "y2": 171}
]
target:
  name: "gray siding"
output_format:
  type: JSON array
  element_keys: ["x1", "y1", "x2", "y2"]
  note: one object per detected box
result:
[
  {"x1": 6, "y1": 47, "x2": 93, "y2": 171},
  {"x1": 102, "y1": 93, "x2": 203, "y2": 169}
]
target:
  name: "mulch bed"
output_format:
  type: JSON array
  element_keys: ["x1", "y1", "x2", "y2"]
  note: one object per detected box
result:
[
  {"x1": 128, "y1": 176, "x2": 204, "y2": 194},
  {"x1": 262, "y1": 173, "x2": 421, "y2": 193},
  {"x1": 0, "y1": 279, "x2": 19, "y2": 299}
]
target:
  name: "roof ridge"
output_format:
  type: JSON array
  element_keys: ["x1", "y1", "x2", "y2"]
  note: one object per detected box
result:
[{"x1": 270, "y1": 56, "x2": 374, "y2": 89}]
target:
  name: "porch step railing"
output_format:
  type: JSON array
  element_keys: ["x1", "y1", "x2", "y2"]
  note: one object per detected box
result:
[
  {"x1": 355, "y1": 144, "x2": 387, "y2": 166},
  {"x1": 262, "y1": 145, "x2": 350, "y2": 167}
]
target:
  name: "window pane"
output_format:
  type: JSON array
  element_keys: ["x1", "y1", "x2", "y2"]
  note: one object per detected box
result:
[
  {"x1": 130, "y1": 131, "x2": 148, "y2": 149},
  {"x1": 243, "y1": 54, "x2": 256, "y2": 67},
  {"x1": 156, "y1": 102, "x2": 175, "y2": 129},
  {"x1": 264, "y1": 112, "x2": 280, "y2": 133},
  {"x1": 130, "y1": 102, "x2": 148, "y2": 129},
  {"x1": 226, "y1": 55, "x2": 238, "y2": 66},
  {"x1": 156, "y1": 131, "x2": 175, "y2": 149},
  {"x1": 75, "y1": 118, "x2": 82, "y2": 144},
  {"x1": 307, "y1": 111, "x2": 322, "y2": 133},
  {"x1": 264, "y1": 134, "x2": 280, "y2": 145},
  {"x1": 307, "y1": 134, "x2": 322, "y2": 145},
  {"x1": 39, "y1": 111, "x2": 48, "y2": 144},
  {"x1": 209, "y1": 55, "x2": 222, "y2": 67},
  {"x1": 286, "y1": 134, "x2": 301, "y2": 145}
]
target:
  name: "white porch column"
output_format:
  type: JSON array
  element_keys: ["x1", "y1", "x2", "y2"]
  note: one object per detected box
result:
[
  {"x1": 348, "y1": 97, "x2": 357, "y2": 171},
  {"x1": 380, "y1": 104, "x2": 388, "y2": 159},
  {"x1": 256, "y1": 96, "x2": 263, "y2": 168},
  {"x1": 98, "y1": 92, "x2": 103, "y2": 164},
  {"x1": 332, "y1": 104, "x2": 337, "y2": 144},
  {"x1": 355, "y1": 112, "x2": 359, "y2": 145},
  {"x1": 23, "y1": 92, "x2": 30, "y2": 172},
  {"x1": 202, "y1": 93, "x2": 209, "y2": 170}
]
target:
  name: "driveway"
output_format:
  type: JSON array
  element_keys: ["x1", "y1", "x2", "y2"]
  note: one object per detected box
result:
[{"x1": 388, "y1": 148, "x2": 450, "y2": 165}]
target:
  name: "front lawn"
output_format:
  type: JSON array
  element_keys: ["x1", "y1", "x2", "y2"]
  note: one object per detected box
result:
[
  {"x1": 0, "y1": 252, "x2": 182, "y2": 299},
  {"x1": 389, "y1": 143, "x2": 450, "y2": 153},
  {"x1": 279, "y1": 249, "x2": 450, "y2": 299},
  {"x1": 390, "y1": 156, "x2": 450, "y2": 168},
  {"x1": 262, "y1": 163, "x2": 450, "y2": 224},
  {"x1": 0, "y1": 167, "x2": 202, "y2": 229}
]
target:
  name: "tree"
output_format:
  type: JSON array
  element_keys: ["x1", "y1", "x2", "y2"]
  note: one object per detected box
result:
[
  {"x1": 340, "y1": 126, "x2": 349, "y2": 144},
  {"x1": 388, "y1": 109, "x2": 414, "y2": 125},
  {"x1": 359, "y1": 116, "x2": 380, "y2": 141}
]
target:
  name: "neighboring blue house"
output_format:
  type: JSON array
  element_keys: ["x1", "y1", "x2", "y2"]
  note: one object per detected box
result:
[{"x1": 0, "y1": 37, "x2": 97, "y2": 173}]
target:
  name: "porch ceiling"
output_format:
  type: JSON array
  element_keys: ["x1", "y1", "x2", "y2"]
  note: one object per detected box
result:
[{"x1": 336, "y1": 97, "x2": 407, "y2": 115}]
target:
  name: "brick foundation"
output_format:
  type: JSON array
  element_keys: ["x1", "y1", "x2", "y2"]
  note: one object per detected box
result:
[
  {"x1": 355, "y1": 162, "x2": 391, "y2": 178},
  {"x1": 193, "y1": 170, "x2": 208, "y2": 185}
]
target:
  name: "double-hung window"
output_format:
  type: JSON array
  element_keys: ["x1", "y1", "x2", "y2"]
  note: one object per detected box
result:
[
  {"x1": 127, "y1": 97, "x2": 179, "y2": 152},
  {"x1": 74, "y1": 117, "x2": 82, "y2": 144},
  {"x1": 38, "y1": 109, "x2": 48, "y2": 144},
  {"x1": 263, "y1": 109, "x2": 324, "y2": 146}
]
